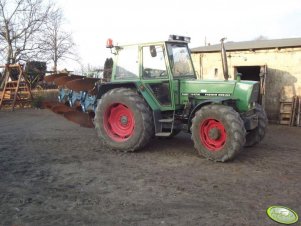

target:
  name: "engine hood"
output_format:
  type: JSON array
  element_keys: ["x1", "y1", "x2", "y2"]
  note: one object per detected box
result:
[
  {"x1": 180, "y1": 79, "x2": 237, "y2": 97},
  {"x1": 179, "y1": 79, "x2": 259, "y2": 112}
]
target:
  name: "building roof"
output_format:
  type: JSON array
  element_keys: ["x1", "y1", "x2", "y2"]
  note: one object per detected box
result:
[{"x1": 191, "y1": 37, "x2": 301, "y2": 53}]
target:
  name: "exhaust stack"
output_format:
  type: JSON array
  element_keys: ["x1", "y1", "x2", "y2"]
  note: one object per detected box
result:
[{"x1": 220, "y1": 38, "x2": 229, "y2": 81}]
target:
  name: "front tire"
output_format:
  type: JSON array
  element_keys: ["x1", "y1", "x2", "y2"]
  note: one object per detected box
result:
[
  {"x1": 191, "y1": 105, "x2": 246, "y2": 162},
  {"x1": 245, "y1": 104, "x2": 268, "y2": 147},
  {"x1": 94, "y1": 88, "x2": 154, "y2": 152}
]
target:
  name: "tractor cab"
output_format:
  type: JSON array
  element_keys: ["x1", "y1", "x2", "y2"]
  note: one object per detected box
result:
[{"x1": 107, "y1": 35, "x2": 197, "y2": 111}]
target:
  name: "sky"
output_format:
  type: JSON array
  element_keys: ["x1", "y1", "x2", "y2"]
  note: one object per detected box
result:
[{"x1": 56, "y1": 0, "x2": 301, "y2": 72}]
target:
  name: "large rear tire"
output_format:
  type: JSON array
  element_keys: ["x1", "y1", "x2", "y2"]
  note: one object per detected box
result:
[
  {"x1": 191, "y1": 105, "x2": 246, "y2": 162},
  {"x1": 94, "y1": 88, "x2": 154, "y2": 152},
  {"x1": 245, "y1": 104, "x2": 268, "y2": 147}
]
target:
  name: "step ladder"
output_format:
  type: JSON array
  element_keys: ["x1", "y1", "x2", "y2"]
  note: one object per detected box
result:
[
  {"x1": 279, "y1": 100, "x2": 293, "y2": 125},
  {"x1": 154, "y1": 110, "x2": 176, "y2": 137},
  {"x1": 279, "y1": 96, "x2": 300, "y2": 126},
  {"x1": 0, "y1": 64, "x2": 33, "y2": 110}
]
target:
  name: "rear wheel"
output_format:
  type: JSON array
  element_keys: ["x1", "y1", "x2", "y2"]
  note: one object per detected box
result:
[
  {"x1": 191, "y1": 105, "x2": 246, "y2": 162},
  {"x1": 245, "y1": 104, "x2": 268, "y2": 147},
  {"x1": 94, "y1": 88, "x2": 154, "y2": 152}
]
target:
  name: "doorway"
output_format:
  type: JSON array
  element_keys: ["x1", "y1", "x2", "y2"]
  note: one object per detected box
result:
[{"x1": 234, "y1": 66, "x2": 260, "y2": 81}]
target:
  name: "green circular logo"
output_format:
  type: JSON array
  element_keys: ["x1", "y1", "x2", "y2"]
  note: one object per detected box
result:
[{"x1": 267, "y1": 206, "x2": 298, "y2": 224}]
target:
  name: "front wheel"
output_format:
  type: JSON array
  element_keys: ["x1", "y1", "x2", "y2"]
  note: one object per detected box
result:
[
  {"x1": 245, "y1": 104, "x2": 268, "y2": 147},
  {"x1": 94, "y1": 88, "x2": 154, "y2": 152},
  {"x1": 191, "y1": 105, "x2": 246, "y2": 162}
]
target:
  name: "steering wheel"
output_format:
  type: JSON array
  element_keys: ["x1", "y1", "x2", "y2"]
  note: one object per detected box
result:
[
  {"x1": 159, "y1": 70, "x2": 167, "y2": 77},
  {"x1": 143, "y1": 68, "x2": 152, "y2": 78}
]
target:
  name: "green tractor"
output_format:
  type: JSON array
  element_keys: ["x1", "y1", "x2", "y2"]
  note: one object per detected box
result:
[{"x1": 93, "y1": 36, "x2": 267, "y2": 162}]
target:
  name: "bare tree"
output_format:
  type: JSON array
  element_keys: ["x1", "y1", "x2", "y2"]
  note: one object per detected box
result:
[
  {"x1": 0, "y1": 0, "x2": 51, "y2": 64},
  {"x1": 40, "y1": 8, "x2": 76, "y2": 73}
]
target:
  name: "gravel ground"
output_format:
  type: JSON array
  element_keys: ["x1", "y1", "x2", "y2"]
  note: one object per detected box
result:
[{"x1": 0, "y1": 109, "x2": 300, "y2": 226}]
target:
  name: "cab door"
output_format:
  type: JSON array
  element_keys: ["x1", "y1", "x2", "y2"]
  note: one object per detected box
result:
[{"x1": 140, "y1": 45, "x2": 175, "y2": 111}]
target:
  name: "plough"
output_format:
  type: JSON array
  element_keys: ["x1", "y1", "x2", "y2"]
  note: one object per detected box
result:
[{"x1": 43, "y1": 73, "x2": 101, "y2": 128}]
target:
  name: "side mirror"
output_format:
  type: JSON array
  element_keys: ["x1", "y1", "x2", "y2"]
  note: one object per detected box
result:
[{"x1": 150, "y1": 45, "x2": 157, "y2": 57}]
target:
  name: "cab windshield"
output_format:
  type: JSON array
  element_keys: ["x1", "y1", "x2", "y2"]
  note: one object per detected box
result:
[{"x1": 167, "y1": 43, "x2": 196, "y2": 78}]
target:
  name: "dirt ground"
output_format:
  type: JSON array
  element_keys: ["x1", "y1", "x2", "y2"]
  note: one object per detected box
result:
[{"x1": 0, "y1": 109, "x2": 300, "y2": 226}]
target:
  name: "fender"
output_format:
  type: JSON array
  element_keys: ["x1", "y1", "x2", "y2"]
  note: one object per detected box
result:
[
  {"x1": 96, "y1": 81, "x2": 159, "y2": 110},
  {"x1": 96, "y1": 82, "x2": 137, "y2": 99}
]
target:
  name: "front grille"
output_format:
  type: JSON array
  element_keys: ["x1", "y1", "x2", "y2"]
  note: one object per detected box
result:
[{"x1": 250, "y1": 83, "x2": 260, "y2": 103}]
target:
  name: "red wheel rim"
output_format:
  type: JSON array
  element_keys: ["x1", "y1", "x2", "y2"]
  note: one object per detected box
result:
[
  {"x1": 104, "y1": 103, "x2": 135, "y2": 142},
  {"x1": 200, "y1": 118, "x2": 227, "y2": 151}
]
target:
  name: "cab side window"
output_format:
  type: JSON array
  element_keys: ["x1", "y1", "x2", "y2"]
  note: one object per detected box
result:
[
  {"x1": 142, "y1": 46, "x2": 167, "y2": 79},
  {"x1": 115, "y1": 46, "x2": 139, "y2": 80}
]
